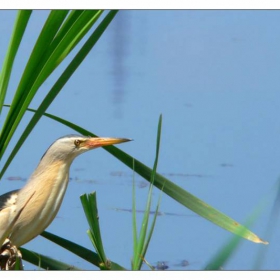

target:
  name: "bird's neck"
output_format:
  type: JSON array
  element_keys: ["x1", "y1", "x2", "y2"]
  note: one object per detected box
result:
[
  {"x1": 36, "y1": 157, "x2": 71, "y2": 183},
  {"x1": 20, "y1": 159, "x2": 72, "y2": 207}
]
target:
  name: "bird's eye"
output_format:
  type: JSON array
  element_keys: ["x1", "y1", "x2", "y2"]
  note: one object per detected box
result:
[{"x1": 74, "y1": 139, "x2": 81, "y2": 147}]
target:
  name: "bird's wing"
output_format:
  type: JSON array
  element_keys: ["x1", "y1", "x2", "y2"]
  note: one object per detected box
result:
[
  {"x1": 0, "y1": 190, "x2": 35, "y2": 247},
  {"x1": 0, "y1": 190, "x2": 19, "y2": 211},
  {"x1": 0, "y1": 190, "x2": 19, "y2": 246}
]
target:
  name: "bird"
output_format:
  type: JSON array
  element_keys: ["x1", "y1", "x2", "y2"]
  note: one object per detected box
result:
[{"x1": 0, "y1": 135, "x2": 131, "y2": 249}]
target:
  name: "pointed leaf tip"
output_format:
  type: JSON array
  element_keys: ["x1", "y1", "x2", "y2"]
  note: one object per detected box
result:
[{"x1": 260, "y1": 239, "x2": 269, "y2": 245}]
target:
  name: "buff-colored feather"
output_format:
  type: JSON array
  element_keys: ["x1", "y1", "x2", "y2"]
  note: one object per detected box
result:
[{"x1": 0, "y1": 135, "x2": 130, "y2": 248}]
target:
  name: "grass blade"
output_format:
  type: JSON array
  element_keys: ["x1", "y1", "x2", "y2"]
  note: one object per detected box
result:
[
  {"x1": 205, "y1": 183, "x2": 275, "y2": 270},
  {"x1": 80, "y1": 192, "x2": 108, "y2": 266},
  {"x1": 142, "y1": 192, "x2": 162, "y2": 267},
  {"x1": 0, "y1": 10, "x2": 32, "y2": 115},
  {"x1": 20, "y1": 247, "x2": 81, "y2": 270},
  {"x1": 40, "y1": 231, "x2": 125, "y2": 270},
  {"x1": 132, "y1": 115, "x2": 162, "y2": 270},
  {"x1": 24, "y1": 109, "x2": 268, "y2": 245},
  {"x1": 0, "y1": 10, "x2": 118, "y2": 179},
  {"x1": 41, "y1": 231, "x2": 100, "y2": 266},
  {"x1": 132, "y1": 160, "x2": 138, "y2": 267},
  {"x1": 0, "y1": 10, "x2": 104, "y2": 163},
  {"x1": 0, "y1": 11, "x2": 69, "y2": 157}
]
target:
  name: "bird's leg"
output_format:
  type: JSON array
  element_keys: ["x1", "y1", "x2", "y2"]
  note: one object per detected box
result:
[{"x1": 0, "y1": 238, "x2": 23, "y2": 270}]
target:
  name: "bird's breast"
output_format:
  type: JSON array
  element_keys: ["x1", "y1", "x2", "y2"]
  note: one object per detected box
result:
[{"x1": 9, "y1": 160, "x2": 70, "y2": 247}]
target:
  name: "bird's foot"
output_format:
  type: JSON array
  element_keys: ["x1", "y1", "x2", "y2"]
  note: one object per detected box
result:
[{"x1": 0, "y1": 238, "x2": 23, "y2": 270}]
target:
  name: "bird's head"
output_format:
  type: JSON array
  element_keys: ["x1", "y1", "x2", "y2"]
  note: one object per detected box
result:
[{"x1": 41, "y1": 135, "x2": 131, "y2": 164}]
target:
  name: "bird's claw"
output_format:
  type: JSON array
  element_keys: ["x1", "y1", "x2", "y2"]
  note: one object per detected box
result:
[{"x1": 0, "y1": 238, "x2": 23, "y2": 270}]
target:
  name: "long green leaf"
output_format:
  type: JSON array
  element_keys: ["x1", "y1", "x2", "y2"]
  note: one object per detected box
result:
[
  {"x1": 142, "y1": 193, "x2": 162, "y2": 268},
  {"x1": 20, "y1": 247, "x2": 81, "y2": 270},
  {"x1": 0, "y1": 10, "x2": 117, "y2": 178},
  {"x1": 132, "y1": 160, "x2": 138, "y2": 267},
  {"x1": 0, "y1": 10, "x2": 32, "y2": 114},
  {"x1": 0, "y1": 10, "x2": 103, "y2": 162},
  {"x1": 40, "y1": 231, "x2": 125, "y2": 270},
  {"x1": 80, "y1": 192, "x2": 107, "y2": 264},
  {"x1": 205, "y1": 183, "x2": 274, "y2": 270},
  {"x1": 0, "y1": 11, "x2": 69, "y2": 157},
  {"x1": 23, "y1": 109, "x2": 267, "y2": 245},
  {"x1": 133, "y1": 115, "x2": 162, "y2": 270}
]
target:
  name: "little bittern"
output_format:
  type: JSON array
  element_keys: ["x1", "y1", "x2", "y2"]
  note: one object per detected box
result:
[{"x1": 0, "y1": 135, "x2": 130, "y2": 249}]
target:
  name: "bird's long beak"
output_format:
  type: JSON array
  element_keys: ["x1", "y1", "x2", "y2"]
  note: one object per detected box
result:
[{"x1": 83, "y1": 137, "x2": 132, "y2": 149}]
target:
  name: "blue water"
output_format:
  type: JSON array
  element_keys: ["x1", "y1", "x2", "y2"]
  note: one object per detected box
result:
[{"x1": 1, "y1": 10, "x2": 280, "y2": 270}]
